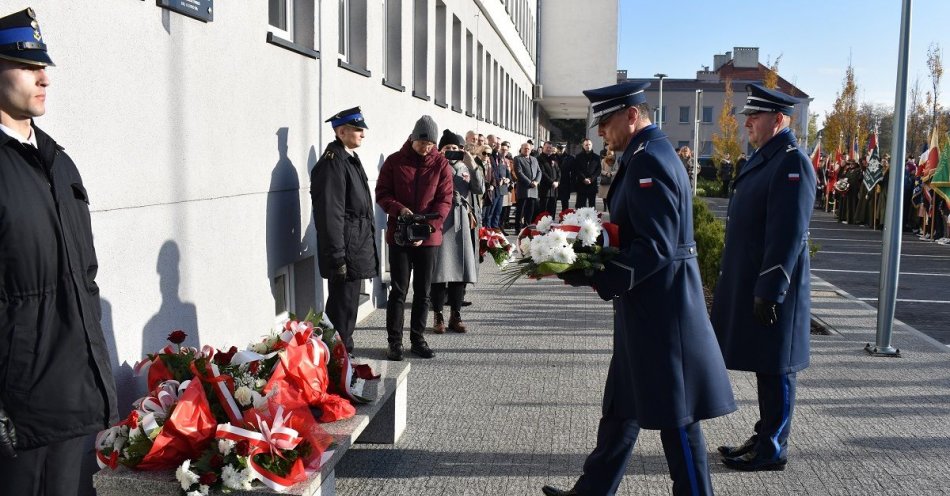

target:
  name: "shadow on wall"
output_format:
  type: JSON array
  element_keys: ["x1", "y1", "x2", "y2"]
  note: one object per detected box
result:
[
  {"x1": 297, "y1": 145, "x2": 323, "y2": 314},
  {"x1": 142, "y1": 241, "x2": 200, "y2": 361},
  {"x1": 266, "y1": 127, "x2": 302, "y2": 314}
]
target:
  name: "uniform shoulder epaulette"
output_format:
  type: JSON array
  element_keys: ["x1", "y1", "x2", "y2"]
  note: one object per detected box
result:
[
  {"x1": 322, "y1": 150, "x2": 335, "y2": 160},
  {"x1": 632, "y1": 141, "x2": 648, "y2": 156},
  {"x1": 785, "y1": 144, "x2": 798, "y2": 153}
]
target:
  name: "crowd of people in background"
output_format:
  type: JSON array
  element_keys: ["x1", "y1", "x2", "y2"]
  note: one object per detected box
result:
[
  {"x1": 816, "y1": 154, "x2": 950, "y2": 244},
  {"x1": 371, "y1": 115, "x2": 624, "y2": 360}
]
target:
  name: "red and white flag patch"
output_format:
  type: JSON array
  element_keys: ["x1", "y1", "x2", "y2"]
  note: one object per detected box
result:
[
  {"x1": 788, "y1": 173, "x2": 800, "y2": 182},
  {"x1": 639, "y1": 178, "x2": 653, "y2": 188}
]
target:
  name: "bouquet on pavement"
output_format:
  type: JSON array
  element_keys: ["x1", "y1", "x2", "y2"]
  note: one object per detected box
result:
[
  {"x1": 501, "y1": 208, "x2": 620, "y2": 288},
  {"x1": 478, "y1": 227, "x2": 515, "y2": 266},
  {"x1": 94, "y1": 308, "x2": 380, "y2": 493}
]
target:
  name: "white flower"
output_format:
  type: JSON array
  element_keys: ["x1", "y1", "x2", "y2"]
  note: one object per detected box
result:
[
  {"x1": 551, "y1": 244, "x2": 577, "y2": 264},
  {"x1": 249, "y1": 341, "x2": 270, "y2": 354},
  {"x1": 175, "y1": 459, "x2": 200, "y2": 491},
  {"x1": 218, "y1": 439, "x2": 235, "y2": 455},
  {"x1": 222, "y1": 465, "x2": 254, "y2": 490},
  {"x1": 574, "y1": 207, "x2": 601, "y2": 225},
  {"x1": 561, "y1": 211, "x2": 579, "y2": 225},
  {"x1": 199, "y1": 485, "x2": 209, "y2": 496},
  {"x1": 234, "y1": 386, "x2": 254, "y2": 407},
  {"x1": 529, "y1": 233, "x2": 553, "y2": 262},
  {"x1": 577, "y1": 219, "x2": 601, "y2": 247},
  {"x1": 548, "y1": 229, "x2": 570, "y2": 247},
  {"x1": 536, "y1": 215, "x2": 553, "y2": 233},
  {"x1": 255, "y1": 378, "x2": 267, "y2": 389},
  {"x1": 518, "y1": 236, "x2": 531, "y2": 255}
]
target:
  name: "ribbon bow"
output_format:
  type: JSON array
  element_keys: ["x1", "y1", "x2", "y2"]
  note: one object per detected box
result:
[{"x1": 215, "y1": 406, "x2": 306, "y2": 492}]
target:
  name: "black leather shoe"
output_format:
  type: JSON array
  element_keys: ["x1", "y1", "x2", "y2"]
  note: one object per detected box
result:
[
  {"x1": 461, "y1": 300, "x2": 472, "y2": 307},
  {"x1": 386, "y1": 343, "x2": 404, "y2": 361},
  {"x1": 410, "y1": 341, "x2": 435, "y2": 359},
  {"x1": 718, "y1": 435, "x2": 757, "y2": 457},
  {"x1": 541, "y1": 486, "x2": 577, "y2": 496},
  {"x1": 722, "y1": 450, "x2": 787, "y2": 471}
]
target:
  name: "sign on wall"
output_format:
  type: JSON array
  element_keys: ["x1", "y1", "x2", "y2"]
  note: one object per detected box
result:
[{"x1": 157, "y1": 0, "x2": 213, "y2": 23}]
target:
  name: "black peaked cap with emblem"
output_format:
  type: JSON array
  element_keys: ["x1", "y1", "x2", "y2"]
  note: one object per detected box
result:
[
  {"x1": 326, "y1": 106, "x2": 368, "y2": 129},
  {"x1": 740, "y1": 83, "x2": 797, "y2": 116},
  {"x1": 583, "y1": 81, "x2": 650, "y2": 128},
  {"x1": 0, "y1": 8, "x2": 54, "y2": 67}
]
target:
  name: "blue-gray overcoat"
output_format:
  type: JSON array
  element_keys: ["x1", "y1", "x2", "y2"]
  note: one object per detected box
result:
[
  {"x1": 711, "y1": 129, "x2": 816, "y2": 374},
  {"x1": 592, "y1": 125, "x2": 736, "y2": 429}
]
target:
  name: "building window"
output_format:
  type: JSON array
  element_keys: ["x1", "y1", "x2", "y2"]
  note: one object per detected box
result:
[
  {"x1": 465, "y1": 30, "x2": 474, "y2": 114},
  {"x1": 679, "y1": 106, "x2": 690, "y2": 123},
  {"x1": 383, "y1": 0, "x2": 403, "y2": 88},
  {"x1": 412, "y1": 0, "x2": 428, "y2": 98},
  {"x1": 702, "y1": 106, "x2": 713, "y2": 123},
  {"x1": 269, "y1": 0, "x2": 293, "y2": 39},
  {"x1": 338, "y1": 0, "x2": 368, "y2": 74},
  {"x1": 451, "y1": 15, "x2": 462, "y2": 111},
  {"x1": 434, "y1": 1, "x2": 447, "y2": 106},
  {"x1": 701, "y1": 141, "x2": 712, "y2": 155},
  {"x1": 337, "y1": 0, "x2": 347, "y2": 56},
  {"x1": 476, "y1": 44, "x2": 484, "y2": 118}
]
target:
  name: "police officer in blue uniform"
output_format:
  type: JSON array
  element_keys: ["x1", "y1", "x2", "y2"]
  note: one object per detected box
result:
[
  {"x1": 711, "y1": 84, "x2": 816, "y2": 472},
  {"x1": 544, "y1": 81, "x2": 736, "y2": 496}
]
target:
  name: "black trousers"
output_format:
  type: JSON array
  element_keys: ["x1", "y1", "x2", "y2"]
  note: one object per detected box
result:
[
  {"x1": 574, "y1": 417, "x2": 713, "y2": 496},
  {"x1": 0, "y1": 434, "x2": 87, "y2": 496},
  {"x1": 749, "y1": 372, "x2": 797, "y2": 460},
  {"x1": 430, "y1": 282, "x2": 466, "y2": 313},
  {"x1": 559, "y1": 195, "x2": 572, "y2": 213},
  {"x1": 541, "y1": 197, "x2": 558, "y2": 218},
  {"x1": 576, "y1": 188, "x2": 597, "y2": 209},
  {"x1": 386, "y1": 244, "x2": 437, "y2": 345},
  {"x1": 325, "y1": 278, "x2": 361, "y2": 353},
  {"x1": 515, "y1": 198, "x2": 537, "y2": 230}
]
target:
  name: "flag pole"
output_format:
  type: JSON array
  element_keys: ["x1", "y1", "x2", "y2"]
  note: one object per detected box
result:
[{"x1": 866, "y1": 0, "x2": 912, "y2": 357}]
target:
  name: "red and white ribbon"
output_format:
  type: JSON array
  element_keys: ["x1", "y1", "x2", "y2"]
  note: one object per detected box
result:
[{"x1": 216, "y1": 406, "x2": 303, "y2": 492}]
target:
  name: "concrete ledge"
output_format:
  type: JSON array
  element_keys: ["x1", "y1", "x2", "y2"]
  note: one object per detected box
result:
[{"x1": 93, "y1": 359, "x2": 410, "y2": 496}]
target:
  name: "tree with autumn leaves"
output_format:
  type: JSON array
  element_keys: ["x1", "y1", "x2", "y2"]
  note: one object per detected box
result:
[{"x1": 712, "y1": 78, "x2": 742, "y2": 177}]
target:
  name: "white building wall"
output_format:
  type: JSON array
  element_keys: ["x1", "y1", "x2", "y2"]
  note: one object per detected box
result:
[{"x1": 26, "y1": 0, "x2": 540, "y2": 407}]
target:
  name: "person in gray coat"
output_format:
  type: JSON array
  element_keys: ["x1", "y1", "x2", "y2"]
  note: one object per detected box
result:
[
  {"x1": 431, "y1": 131, "x2": 485, "y2": 333},
  {"x1": 514, "y1": 142, "x2": 541, "y2": 230}
]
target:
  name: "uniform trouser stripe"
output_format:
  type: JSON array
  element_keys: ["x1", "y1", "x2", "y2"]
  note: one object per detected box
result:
[
  {"x1": 678, "y1": 426, "x2": 701, "y2": 496},
  {"x1": 770, "y1": 375, "x2": 792, "y2": 454}
]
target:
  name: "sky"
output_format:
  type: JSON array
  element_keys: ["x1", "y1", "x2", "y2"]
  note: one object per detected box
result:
[{"x1": 617, "y1": 0, "x2": 949, "y2": 127}]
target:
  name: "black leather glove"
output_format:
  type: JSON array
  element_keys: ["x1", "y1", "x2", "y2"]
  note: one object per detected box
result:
[
  {"x1": 754, "y1": 297, "x2": 778, "y2": 326},
  {"x1": 558, "y1": 270, "x2": 593, "y2": 287},
  {"x1": 0, "y1": 404, "x2": 17, "y2": 458},
  {"x1": 330, "y1": 262, "x2": 347, "y2": 283}
]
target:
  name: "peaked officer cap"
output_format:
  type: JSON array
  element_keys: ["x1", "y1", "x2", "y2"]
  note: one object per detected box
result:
[
  {"x1": 583, "y1": 81, "x2": 649, "y2": 128},
  {"x1": 0, "y1": 8, "x2": 53, "y2": 67},
  {"x1": 740, "y1": 83, "x2": 797, "y2": 116},
  {"x1": 326, "y1": 106, "x2": 368, "y2": 129}
]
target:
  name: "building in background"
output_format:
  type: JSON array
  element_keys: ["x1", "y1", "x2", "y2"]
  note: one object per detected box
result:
[
  {"x1": 25, "y1": 1, "x2": 615, "y2": 406},
  {"x1": 620, "y1": 47, "x2": 811, "y2": 159}
]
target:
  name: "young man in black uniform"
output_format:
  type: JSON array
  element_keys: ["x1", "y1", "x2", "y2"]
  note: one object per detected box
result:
[
  {"x1": 0, "y1": 8, "x2": 118, "y2": 494},
  {"x1": 311, "y1": 107, "x2": 378, "y2": 354}
]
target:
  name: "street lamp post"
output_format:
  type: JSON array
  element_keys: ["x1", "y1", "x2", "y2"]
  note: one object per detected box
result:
[
  {"x1": 693, "y1": 89, "x2": 703, "y2": 195},
  {"x1": 654, "y1": 73, "x2": 667, "y2": 129}
]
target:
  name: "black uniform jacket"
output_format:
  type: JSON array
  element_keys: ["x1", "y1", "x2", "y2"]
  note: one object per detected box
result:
[
  {"x1": 573, "y1": 150, "x2": 602, "y2": 192},
  {"x1": 0, "y1": 124, "x2": 117, "y2": 448},
  {"x1": 310, "y1": 139, "x2": 379, "y2": 280}
]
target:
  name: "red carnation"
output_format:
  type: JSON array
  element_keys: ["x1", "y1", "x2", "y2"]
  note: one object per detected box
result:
[
  {"x1": 199, "y1": 472, "x2": 217, "y2": 485},
  {"x1": 249, "y1": 361, "x2": 260, "y2": 375},
  {"x1": 236, "y1": 440, "x2": 251, "y2": 457},
  {"x1": 209, "y1": 454, "x2": 224, "y2": 469},
  {"x1": 167, "y1": 330, "x2": 187, "y2": 344}
]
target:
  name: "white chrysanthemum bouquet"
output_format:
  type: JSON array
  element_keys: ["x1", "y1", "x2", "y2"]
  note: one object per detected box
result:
[{"x1": 501, "y1": 208, "x2": 619, "y2": 287}]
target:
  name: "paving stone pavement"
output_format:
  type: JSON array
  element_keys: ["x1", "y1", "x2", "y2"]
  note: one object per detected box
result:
[{"x1": 337, "y1": 259, "x2": 950, "y2": 495}]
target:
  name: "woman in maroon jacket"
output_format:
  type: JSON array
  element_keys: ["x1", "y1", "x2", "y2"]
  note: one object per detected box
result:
[{"x1": 376, "y1": 115, "x2": 454, "y2": 360}]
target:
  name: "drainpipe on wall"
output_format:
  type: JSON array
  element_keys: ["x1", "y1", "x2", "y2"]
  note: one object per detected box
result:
[{"x1": 534, "y1": 0, "x2": 541, "y2": 141}]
